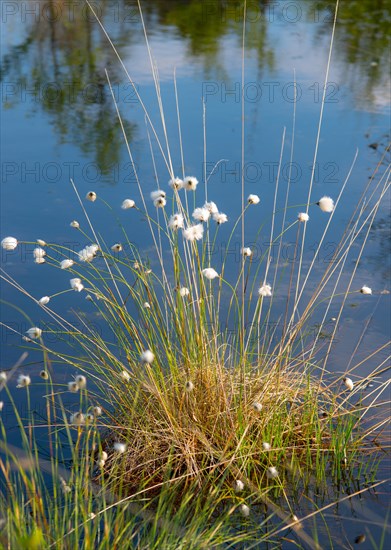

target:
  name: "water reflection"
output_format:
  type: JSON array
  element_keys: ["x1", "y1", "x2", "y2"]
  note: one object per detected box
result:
[{"x1": 2, "y1": 0, "x2": 390, "y2": 174}]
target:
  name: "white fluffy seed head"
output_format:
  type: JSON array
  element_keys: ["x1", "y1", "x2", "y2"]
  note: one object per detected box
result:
[
  {"x1": 0, "y1": 372, "x2": 7, "y2": 383},
  {"x1": 70, "y1": 412, "x2": 85, "y2": 425},
  {"x1": 239, "y1": 504, "x2": 250, "y2": 517},
  {"x1": 185, "y1": 380, "x2": 194, "y2": 392},
  {"x1": 252, "y1": 402, "x2": 262, "y2": 412},
  {"x1": 179, "y1": 287, "x2": 190, "y2": 297},
  {"x1": 36, "y1": 239, "x2": 46, "y2": 246},
  {"x1": 40, "y1": 370, "x2": 49, "y2": 380},
  {"x1": 154, "y1": 196, "x2": 166, "y2": 208},
  {"x1": 168, "y1": 213, "x2": 184, "y2": 230},
  {"x1": 39, "y1": 296, "x2": 50, "y2": 306},
  {"x1": 17, "y1": 374, "x2": 31, "y2": 388},
  {"x1": 262, "y1": 442, "x2": 271, "y2": 451},
  {"x1": 202, "y1": 268, "x2": 219, "y2": 280},
  {"x1": 242, "y1": 247, "x2": 252, "y2": 257},
  {"x1": 267, "y1": 466, "x2": 278, "y2": 479},
  {"x1": 168, "y1": 177, "x2": 184, "y2": 190},
  {"x1": 34, "y1": 257, "x2": 46, "y2": 264},
  {"x1": 101, "y1": 451, "x2": 108, "y2": 461},
  {"x1": 121, "y1": 370, "x2": 131, "y2": 382},
  {"x1": 343, "y1": 377, "x2": 354, "y2": 391},
  {"x1": 184, "y1": 176, "x2": 198, "y2": 191},
  {"x1": 70, "y1": 278, "x2": 84, "y2": 292},
  {"x1": 248, "y1": 194, "x2": 260, "y2": 205},
  {"x1": 70, "y1": 220, "x2": 80, "y2": 228},
  {"x1": 317, "y1": 196, "x2": 334, "y2": 213},
  {"x1": 93, "y1": 406, "x2": 102, "y2": 417},
  {"x1": 0, "y1": 402, "x2": 3, "y2": 412},
  {"x1": 60, "y1": 259, "x2": 74, "y2": 270},
  {"x1": 26, "y1": 327, "x2": 42, "y2": 339},
  {"x1": 298, "y1": 212, "x2": 309, "y2": 222},
  {"x1": 233, "y1": 479, "x2": 245, "y2": 492},
  {"x1": 212, "y1": 212, "x2": 228, "y2": 224},
  {"x1": 192, "y1": 207, "x2": 210, "y2": 222},
  {"x1": 183, "y1": 224, "x2": 204, "y2": 242},
  {"x1": 111, "y1": 243, "x2": 123, "y2": 252},
  {"x1": 75, "y1": 375, "x2": 87, "y2": 389},
  {"x1": 114, "y1": 442, "x2": 127, "y2": 453},
  {"x1": 143, "y1": 302, "x2": 151, "y2": 309},
  {"x1": 68, "y1": 381, "x2": 79, "y2": 393},
  {"x1": 141, "y1": 350, "x2": 154, "y2": 364},
  {"x1": 86, "y1": 191, "x2": 97, "y2": 202},
  {"x1": 33, "y1": 247, "x2": 46, "y2": 259},
  {"x1": 258, "y1": 284, "x2": 272, "y2": 297},
  {"x1": 121, "y1": 199, "x2": 135, "y2": 209},
  {"x1": 360, "y1": 285, "x2": 372, "y2": 295},
  {"x1": 1, "y1": 237, "x2": 18, "y2": 250},
  {"x1": 204, "y1": 201, "x2": 218, "y2": 214},
  {"x1": 150, "y1": 190, "x2": 166, "y2": 201}
]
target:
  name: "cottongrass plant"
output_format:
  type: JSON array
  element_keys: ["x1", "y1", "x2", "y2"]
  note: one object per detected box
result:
[{"x1": 0, "y1": 1, "x2": 390, "y2": 548}]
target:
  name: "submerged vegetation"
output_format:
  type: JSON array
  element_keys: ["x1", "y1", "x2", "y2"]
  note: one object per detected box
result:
[{"x1": 1, "y1": 1, "x2": 390, "y2": 548}]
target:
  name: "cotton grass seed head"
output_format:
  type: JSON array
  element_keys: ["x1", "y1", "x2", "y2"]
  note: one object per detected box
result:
[
  {"x1": 121, "y1": 199, "x2": 135, "y2": 209},
  {"x1": 0, "y1": 402, "x2": 3, "y2": 412},
  {"x1": 17, "y1": 374, "x2": 31, "y2": 388},
  {"x1": 35, "y1": 257, "x2": 46, "y2": 264},
  {"x1": 204, "y1": 201, "x2": 218, "y2": 214},
  {"x1": 93, "y1": 406, "x2": 102, "y2": 417},
  {"x1": 153, "y1": 196, "x2": 166, "y2": 208},
  {"x1": 317, "y1": 196, "x2": 334, "y2": 213},
  {"x1": 184, "y1": 176, "x2": 198, "y2": 191},
  {"x1": 192, "y1": 207, "x2": 210, "y2": 222},
  {"x1": 141, "y1": 350, "x2": 154, "y2": 364},
  {"x1": 258, "y1": 284, "x2": 272, "y2": 297},
  {"x1": 60, "y1": 259, "x2": 74, "y2": 270},
  {"x1": 298, "y1": 212, "x2": 309, "y2": 222},
  {"x1": 101, "y1": 451, "x2": 108, "y2": 461},
  {"x1": 267, "y1": 466, "x2": 278, "y2": 479},
  {"x1": 242, "y1": 247, "x2": 252, "y2": 257},
  {"x1": 185, "y1": 380, "x2": 194, "y2": 392},
  {"x1": 239, "y1": 504, "x2": 250, "y2": 517},
  {"x1": 202, "y1": 268, "x2": 219, "y2": 280},
  {"x1": 248, "y1": 194, "x2": 260, "y2": 205},
  {"x1": 183, "y1": 224, "x2": 204, "y2": 242},
  {"x1": 111, "y1": 243, "x2": 123, "y2": 252},
  {"x1": 70, "y1": 220, "x2": 80, "y2": 228},
  {"x1": 68, "y1": 381, "x2": 79, "y2": 393},
  {"x1": 40, "y1": 370, "x2": 49, "y2": 380},
  {"x1": 262, "y1": 442, "x2": 271, "y2": 451},
  {"x1": 360, "y1": 285, "x2": 372, "y2": 295},
  {"x1": 343, "y1": 377, "x2": 354, "y2": 391},
  {"x1": 168, "y1": 213, "x2": 184, "y2": 230},
  {"x1": 252, "y1": 402, "x2": 262, "y2": 412},
  {"x1": 233, "y1": 479, "x2": 245, "y2": 492},
  {"x1": 75, "y1": 375, "x2": 87, "y2": 389},
  {"x1": 33, "y1": 247, "x2": 46, "y2": 259},
  {"x1": 121, "y1": 370, "x2": 131, "y2": 382},
  {"x1": 168, "y1": 177, "x2": 184, "y2": 190},
  {"x1": 26, "y1": 327, "x2": 42, "y2": 339},
  {"x1": 143, "y1": 302, "x2": 151, "y2": 309},
  {"x1": 86, "y1": 191, "x2": 97, "y2": 202},
  {"x1": 150, "y1": 190, "x2": 166, "y2": 201},
  {"x1": 1, "y1": 237, "x2": 18, "y2": 250},
  {"x1": 179, "y1": 287, "x2": 190, "y2": 297},
  {"x1": 36, "y1": 239, "x2": 46, "y2": 246},
  {"x1": 114, "y1": 442, "x2": 127, "y2": 453},
  {"x1": 70, "y1": 278, "x2": 84, "y2": 292},
  {"x1": 70, "y1": 412, "x2": 85, "y2": 426},
  {"x1": 0, "y1": 372, "x2": 7, "y2": 383},
  {"x1": 212, "y1": 212, "x2": 228, "y2": 224},
  {"x1": 39, "y1": 296, "x2": 50, "y2": 306}
]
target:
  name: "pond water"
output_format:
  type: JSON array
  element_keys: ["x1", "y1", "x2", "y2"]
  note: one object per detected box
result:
[{"x1": 1, "y1": 0, "x2": 390, "y2": 547}]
